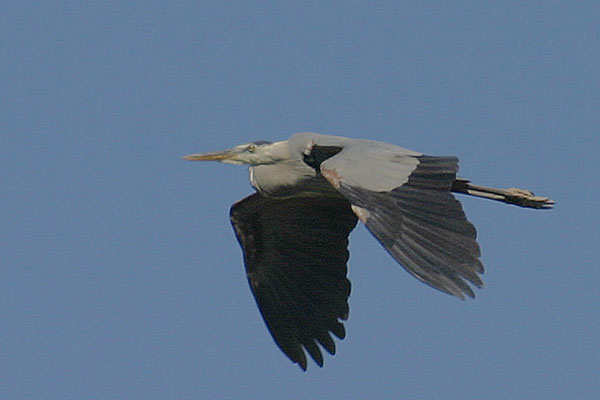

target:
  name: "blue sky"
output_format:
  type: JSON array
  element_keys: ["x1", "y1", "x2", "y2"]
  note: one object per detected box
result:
[{"x1": 2, "y1": 1, "x2": 599, "y2": 399}]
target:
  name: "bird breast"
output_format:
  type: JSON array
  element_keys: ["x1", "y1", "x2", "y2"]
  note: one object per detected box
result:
[{"x1": 249, "y1": 163, "x2": 338, "y2": 198}]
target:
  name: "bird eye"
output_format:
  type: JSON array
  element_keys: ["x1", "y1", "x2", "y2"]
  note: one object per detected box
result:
[{"x1": 247, "y1": 144, "x2": 256, "y2": 153}]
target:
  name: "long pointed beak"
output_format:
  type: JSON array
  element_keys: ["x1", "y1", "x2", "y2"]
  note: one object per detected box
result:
[{"x1": 182, "y1": 150, "x2": 234, "y2": 161}]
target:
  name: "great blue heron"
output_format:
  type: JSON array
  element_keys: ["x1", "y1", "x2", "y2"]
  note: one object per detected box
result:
[{"x1": 184, "y1": 132, "x2": 553, "y2": 370}]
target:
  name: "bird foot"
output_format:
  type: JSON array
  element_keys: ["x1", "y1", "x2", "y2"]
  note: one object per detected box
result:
[{"x1": 505, "y1": 188, "x2": 555, "y2": 209}]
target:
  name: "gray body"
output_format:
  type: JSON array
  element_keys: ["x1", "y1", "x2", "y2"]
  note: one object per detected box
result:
[
  {"x1": 250, "y1": 133, "x2": 421, "y2": 197},
  {"x1": 184, "y1": 132, "x2": 553, "y2": 370}
]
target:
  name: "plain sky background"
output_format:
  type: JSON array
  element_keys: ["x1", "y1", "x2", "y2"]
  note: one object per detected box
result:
[{"x1": 2, "y1": 1, "x2": 599, "y2": 399}]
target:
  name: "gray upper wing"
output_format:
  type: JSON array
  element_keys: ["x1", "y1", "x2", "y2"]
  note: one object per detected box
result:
[
  {"x1": 320, "y1": 145, "x2": 483, "y2": 299},
  {"x1": 230, "y1": 193, "x2": 358, "y2": 370}
]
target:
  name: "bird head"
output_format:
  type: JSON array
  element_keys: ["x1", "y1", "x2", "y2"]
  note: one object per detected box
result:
[{"x1": 183, "y1": 140, "x2": 283, "y2": 166}]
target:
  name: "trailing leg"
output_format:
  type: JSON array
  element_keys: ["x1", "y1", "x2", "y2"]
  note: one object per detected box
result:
[{"x1": 451, "y1": 178, "x2": 554, "y2": 209}]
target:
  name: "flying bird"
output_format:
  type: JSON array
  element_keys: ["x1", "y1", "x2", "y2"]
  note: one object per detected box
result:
[{"x1": 184, "y1": 132, "x2": 553, "y2": 370}]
